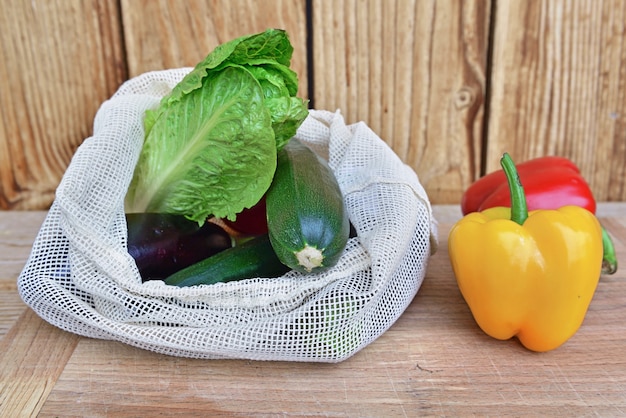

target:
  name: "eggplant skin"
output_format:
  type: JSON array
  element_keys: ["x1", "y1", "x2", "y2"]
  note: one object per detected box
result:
[{"x1": 126, "y1": 213, "x2": 233, "y2": 281}]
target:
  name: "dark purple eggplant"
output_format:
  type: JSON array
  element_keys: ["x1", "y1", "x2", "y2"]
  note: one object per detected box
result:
[{"x1": 126, "y1": 213, "x2": 233, "y2": 281}]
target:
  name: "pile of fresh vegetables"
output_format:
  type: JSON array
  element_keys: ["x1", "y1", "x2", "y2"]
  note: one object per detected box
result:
[
  {"x1": 124, "y1": 29, "x2": 350, "y2": 286},
  {"x1": 123, "y1": 28, "x2": 619, "y2": 355}
]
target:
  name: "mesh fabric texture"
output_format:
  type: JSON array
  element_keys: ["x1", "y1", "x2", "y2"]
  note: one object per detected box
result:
[{"x1": 18, "y1": 68, "x2": 438, "y2": 362}]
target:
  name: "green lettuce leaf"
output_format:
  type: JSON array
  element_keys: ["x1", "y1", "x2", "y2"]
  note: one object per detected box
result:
[
  {"x1": 146, "y1": 29, "x2": 306, "y2": 145},
  {"x1": 126, "y1": 29, "x2": 308, "y2": 223},
  {"x1": 126, "y1": 67, "x2": 275, "y2": 222},
  {"x1": 245, "y1": 63, "x2": 308, "y2": 148}
]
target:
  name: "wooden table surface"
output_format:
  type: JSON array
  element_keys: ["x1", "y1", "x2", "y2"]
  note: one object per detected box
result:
[{"x1": 1, "y1": 204, "x2": 625, "y2": 417}]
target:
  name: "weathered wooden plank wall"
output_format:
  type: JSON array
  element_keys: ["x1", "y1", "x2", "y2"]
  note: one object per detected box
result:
[
  {"x1": 1, "y1": 0, "x2": 625, "y2": 211},
  {"x1": 120, "y1": 0, "x2": 309, "y2": 94},
  {"x1": 0, "y1": 0, "x2": 126, "y2": 210},
  {"x1": 487, "y1": 0, "x2": 626, "y2": 204},
  {"x1": 312, "y1": 0, "x2": 490, "y2": 203}
]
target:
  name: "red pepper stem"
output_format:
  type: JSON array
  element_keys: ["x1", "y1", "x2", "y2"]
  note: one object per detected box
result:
[{"x1": 500, "y1": 153, "x2": 528, "y2": 225}]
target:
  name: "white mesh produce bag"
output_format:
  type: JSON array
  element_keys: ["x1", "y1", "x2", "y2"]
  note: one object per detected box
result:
[{"x1": 17, "y1": 68, "x2": 438, "y2": 362}]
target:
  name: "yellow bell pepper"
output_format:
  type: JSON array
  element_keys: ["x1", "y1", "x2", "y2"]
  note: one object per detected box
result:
[{"x1": 448, "y1": 153, "x2": 604, "y2": 352}]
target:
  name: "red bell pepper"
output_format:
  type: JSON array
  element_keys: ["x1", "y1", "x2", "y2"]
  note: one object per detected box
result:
[
  {"x1": 462, "y1": 156, "x2": 596, "y2": 214},
  {"x1": 461, "y1": 155, "x2": 617, "y2": 274}
]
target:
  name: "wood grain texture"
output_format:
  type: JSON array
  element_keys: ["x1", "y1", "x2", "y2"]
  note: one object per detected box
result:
[
  {"x1": 0, "y1": 206, "x2": 614, "y2": 417},
  {"x1": 312, "y1": 0, "x2": 491, "y2": 203},
  {"x1": 0, "y1": 0, "x2": 127, "y2": 210},
  {"x1": 487, "y1": 0, "x2": 626, "y2": 201},
  {"x1": 120, "y1": 0, "x2": 309, "y2": 98},
  {"x1": 0, "y1": 211, "x2": 46, "y2": 339},
  {"x1": 3, "y1": 0, "x2": 626, "y2": 209},
  {"x1": 1, "y1": 206, "x2": 625, "y2": 416},
  {"x1": 0, "y1": 309, "x2": 80, "y2": 418}
]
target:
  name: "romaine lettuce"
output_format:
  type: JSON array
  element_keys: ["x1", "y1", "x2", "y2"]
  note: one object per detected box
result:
[{"x1": 125, "y1": 29, "x2": 308, "y2": 223}]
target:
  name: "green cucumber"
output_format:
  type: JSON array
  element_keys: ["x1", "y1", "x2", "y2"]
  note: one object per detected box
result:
[
  {"x1": 266, "y1": 138, "x2": 350, "y2": 273},
  {"x1": 163, "y1": 234, "x2": 290, "y2": 287}
]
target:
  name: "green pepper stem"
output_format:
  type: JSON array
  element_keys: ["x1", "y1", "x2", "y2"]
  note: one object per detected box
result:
[
  {"x1": 500, "y1": 153, "x2": 528, "y2": 225},
  {"x1": 601, "y1": 225, "x2": 618, "y2": 275}
]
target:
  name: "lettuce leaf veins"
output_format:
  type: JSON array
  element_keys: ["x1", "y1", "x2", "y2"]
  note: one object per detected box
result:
[{"x1": 125, "y1": 29, "x2": 308, "y2": 223}]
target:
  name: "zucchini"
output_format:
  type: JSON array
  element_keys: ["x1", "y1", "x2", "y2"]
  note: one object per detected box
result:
[
  {"x1": 163, "y1": 234, "x2": 290, "y2": 287},
  {"x1": 266, "y1": 138, "x2": 350, "y2": 273}
]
